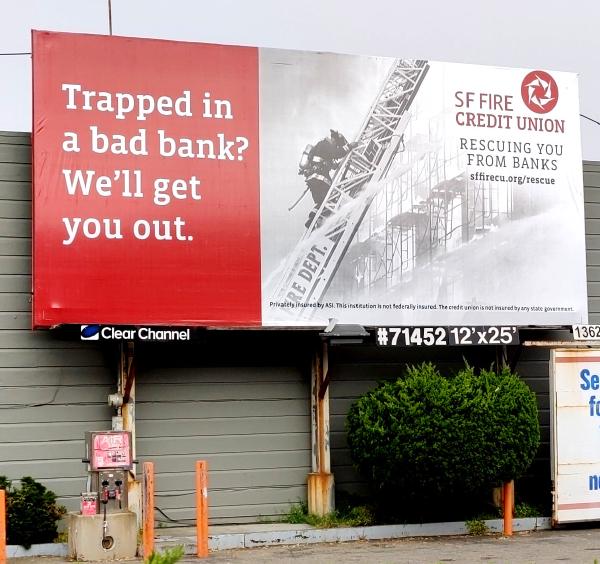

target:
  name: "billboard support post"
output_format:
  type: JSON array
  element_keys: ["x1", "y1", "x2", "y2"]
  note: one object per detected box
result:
[
  {"x1": 308, "y1": 340, "x2": 334, "y2": 516},
  {"x1": 119, "y1": 342, "x2": 141, "y2": 527}
]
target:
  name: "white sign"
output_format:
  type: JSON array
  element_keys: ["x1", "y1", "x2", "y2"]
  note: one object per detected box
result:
[
  {"x1": 260, "y1": 55, "x2": 588, "y2": 327},
  {"x1": 551, "y1": 349, "x2": 600, "y2": 523}
]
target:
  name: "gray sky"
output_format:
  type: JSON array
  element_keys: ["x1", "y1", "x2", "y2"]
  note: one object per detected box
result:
[{"x1": 2, "y1": 0, "x2": 599, "y2": 160}]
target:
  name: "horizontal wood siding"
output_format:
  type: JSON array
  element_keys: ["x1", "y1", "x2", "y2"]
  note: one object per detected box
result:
[
  {"x1": 0, "y1": 132, "x2": 114, "y2": 513},
  {"x1": 134, "y1": 335, "x2": 312, "y2": 524},
  {"x1": 585, "y1": 162, "x2": 600, "y2": 322}
]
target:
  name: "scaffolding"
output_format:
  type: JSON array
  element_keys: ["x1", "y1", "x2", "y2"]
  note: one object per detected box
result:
[{"x1": 331, "y1": 114, "x2": 515, "y2": 301}]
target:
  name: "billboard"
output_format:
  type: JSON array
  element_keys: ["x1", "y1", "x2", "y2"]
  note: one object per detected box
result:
[{"x1": 32, "y1": 30, "x2": 587, "y2": 328}]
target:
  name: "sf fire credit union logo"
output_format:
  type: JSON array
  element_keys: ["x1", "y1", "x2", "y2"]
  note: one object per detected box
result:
[{"x1": 521, "y1": 70, "x2": 558, "y2": 114}]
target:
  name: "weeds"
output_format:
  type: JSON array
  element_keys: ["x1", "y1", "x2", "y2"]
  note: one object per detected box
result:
[
  {"x1": 514, "y1": 502, "x2": 541, "y2": 518},
  {"x1": 465, "y1": 518, "x2": 489, "y2": 536},
  {"x1": 282, "y1": 500, "x2": 374, "y2": 528}
]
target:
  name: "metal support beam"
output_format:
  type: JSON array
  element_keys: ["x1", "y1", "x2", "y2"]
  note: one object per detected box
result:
[
  {"x1": 121, "y1": 341, "x2": 135, "y2": 404},
  {"x1": 308, "y1": 340, "x2": 334, "y2": 516},
  {"x1": 318, "y1": 342, "x2": 331, "y2": 401},
  {"x1": 119, "y1": 341, "x2": 141, "y2": 527}
]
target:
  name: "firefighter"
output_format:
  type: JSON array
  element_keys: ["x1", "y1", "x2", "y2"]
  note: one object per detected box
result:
[{"x1": 298, "y1": 130, "x2": 357, "y2": 227}]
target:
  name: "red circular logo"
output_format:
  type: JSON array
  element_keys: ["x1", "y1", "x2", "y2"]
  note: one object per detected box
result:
[{"x1": 521, "y1": 70, "x2": 558, "y2": 114}]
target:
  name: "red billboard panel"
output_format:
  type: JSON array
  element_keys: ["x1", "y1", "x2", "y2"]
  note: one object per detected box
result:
[{"x1": 33, "y1": 31, "x2": 260, "y2": 326}]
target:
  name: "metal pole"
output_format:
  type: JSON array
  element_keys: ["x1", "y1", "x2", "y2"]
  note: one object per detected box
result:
[
  {"x1": 120, "y1": 342, "x2": 141, "y2": 526},
  {"x1": 0, "y1": 489, "x2": 6, "y2": 564},
  {"x1": 142, "y1": 462, "x2": 154, "y2": 557},
  {"x1": 318, "y1": 341, "x2": 331, "y2": 473},
  {"x1": 196, "y1": 461, "x2": 209, "y2": 558},
  {"x1": 108, "y1": 0, "x2": 113, "y2": 35},
  {"x1": 308, "y1": 341, "x2": 334, "y2": 516},
  {"x1": 503, "y1": 480, "x2": 514, "y2": 536}
]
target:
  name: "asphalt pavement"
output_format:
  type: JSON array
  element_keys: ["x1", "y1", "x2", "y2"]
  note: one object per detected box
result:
[{"x1": 9, "y1": 527, "x2": 600, "y2": 563}]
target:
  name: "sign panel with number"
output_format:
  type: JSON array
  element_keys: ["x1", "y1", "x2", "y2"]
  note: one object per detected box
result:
[
  {"x1": 573, "y1": 326, "x2": 600, "y2": 341},
  {"x1": 375, "y1": 326, "x2": 519, "y2": 346}
]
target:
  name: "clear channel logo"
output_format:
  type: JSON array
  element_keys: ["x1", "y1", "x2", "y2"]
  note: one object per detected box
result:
[
  {"x1": 80, "y1": 325, "x2": 191, "y2": 341},
  {"x1": 80, "y1": 324, "x2": 101, "y2": 340}
]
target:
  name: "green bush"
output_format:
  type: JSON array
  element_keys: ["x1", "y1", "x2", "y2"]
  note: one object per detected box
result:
[
  {"x1": 346, "y1": 362, "x2": 540, "y2": 512},
  {"x1": 0, "y1": 476, "x2": 66, "y2": 548}
]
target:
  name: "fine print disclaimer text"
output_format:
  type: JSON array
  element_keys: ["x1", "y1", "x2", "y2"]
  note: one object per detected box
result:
[{"x1": 269, "y1": 301, "x2": 575, "y2": 313}]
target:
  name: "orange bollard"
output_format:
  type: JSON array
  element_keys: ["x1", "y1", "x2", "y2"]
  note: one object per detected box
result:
[
  {"x1": 503, "y1": 480, "x2": 514, "y2": 536},
  {"x1": 196, "y1": 461, "x2": 208, "y2": 558},
  {"x1": 143, "y1": 462, "x2": 155, "y2": 558},
  {"x1": 0, "y1": 489, "x2": 6, "y2": 564}
]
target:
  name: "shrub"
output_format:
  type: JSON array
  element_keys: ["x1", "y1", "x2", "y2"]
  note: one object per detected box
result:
[
  {"x1": 346, "y1": 362, "x2": 540, "y2": 512},
  {"x1": 0, "y1": 476, "x2": 66, "y2": 548}
]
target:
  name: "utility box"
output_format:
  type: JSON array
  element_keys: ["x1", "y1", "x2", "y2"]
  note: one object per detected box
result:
[
  {"x1": 67, "y1": 430, "x2": 137, "y2": 560},
  {"x1": 85, "y1": 430, "x2": 133, "y2": 514}
]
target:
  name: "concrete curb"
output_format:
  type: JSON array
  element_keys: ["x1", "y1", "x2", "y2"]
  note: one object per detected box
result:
[
  {"x1": 7, "y1": 543, "x2": 68, "y2": 558},
  {"x1": 6, "y1": 518, "x2": 552, "y2": 556},
  {"x1": 157, "y1": 516, "x2": 552, "y2": 553}
]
